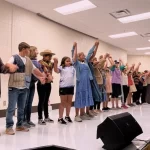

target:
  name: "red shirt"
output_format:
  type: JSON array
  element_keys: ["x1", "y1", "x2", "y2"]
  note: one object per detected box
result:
[{"x1": 128, "y1": 76, "x2": 133, "y2": 86}]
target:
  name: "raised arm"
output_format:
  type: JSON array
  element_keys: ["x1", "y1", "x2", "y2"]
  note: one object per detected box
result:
[
  {"x1": 86, "y1": 41, "x2": 99, "y2": 62},
  {"x1": 90, "y1": 41, "x2": 99, "y2": 61},
  {"x1": 72, "y1": 42, "x2": 77, "y2": 62},
  {"x1": 53, "y1": 57, "x2": 59, "y2": 74},
  {"x1": 134, "y1": 62, "x2": 141, "y2": 72},
  {"x1": 94, "y1": 53, "x2": 108, "y2": 69},
  {"x1": 108, "y1": 55, "x2": 115, "y2": 67},
  {"x1": 119, "y1": 59, "x2": 125, "y2": 66}
]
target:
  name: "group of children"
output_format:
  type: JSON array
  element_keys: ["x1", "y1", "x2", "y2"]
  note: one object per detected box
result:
[
  {"x1": 0, "y1": 40, "x2": 150, "y2": 135},
  {"x1": 53, "y1": 41, "x2": 150, "y2": 124}
]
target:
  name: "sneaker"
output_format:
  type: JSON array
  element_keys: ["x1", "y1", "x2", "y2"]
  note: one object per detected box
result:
[
  {"x1": 102, "y1": 108, "x2": 109, "y2": 111},
  {"x1": 58, "y1": 118, "x2": 67, "y2": 124},
  {"x1": 38, "y1": 119, "x2": 46, "y2": 125},
  {"x1": 74, "y1": 116, "x2": 82, "y2": 122},
  {"x1": 121, "y1": 105, "x2": 128, "y2": 109},
  {"x1": 136, "y1": 101, "x2": 141, "y2": 105},
  {"x1": 5, "y1": 128, "x2": 15, "y2": 135},
  {"x1": 92, "y1": 111, "x2": 98, "y2": 116},
  {"x1": 44, "y1": 118, "x2": 54, "y2": 123},
  {"x1": 80, "y1": 114, "x2": 91, "y2": 120},
  {"x1": 87, "y1": 112, "x2": 94, "y2": 118},
  {"x1": 111, "y1": 107, "x2": 116, "y2": 110},
  {"x1": 23, "y1": 122, "x2": 31, "y2": 128},
  {"x1": 16, "y1": 126, "x2": 29, "y2": 132},
  {"x1": 27, "y1": 121, "x2": 36, "y2": 127},
  {"x1": 65, "y1": 116, "x2": 73, "y2": 123},
  {"x1": 106, "y1": 107, "x2": 111, "y2": 110},
  {"x1": 116, "y1": 107, "x2": 122, "y2": 109}
]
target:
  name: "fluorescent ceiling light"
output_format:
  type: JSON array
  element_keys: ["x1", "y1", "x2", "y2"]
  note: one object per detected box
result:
[
  {"x1": 109, "y1": 32, "x2": 138, "y2": 39},
  {"x1": 54, "y1": 0, "x2": 96, "y2": 15},
  {"x1": 145, "y1": 52, "x2": 150, "y2": 55},
  {"x1": 136, "y1": 47, "x2": 150, "y2": 51},
  {"x1": 118, "y1": 12, "x2": 150, "y2": 23}
]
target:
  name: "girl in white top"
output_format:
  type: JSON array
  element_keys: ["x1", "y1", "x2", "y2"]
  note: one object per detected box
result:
[
  {"x1": 120, "y1": 61, "x2": 133, "y2": 108},
  {"x1": 54, "y1": 57, "x2": 75, "y2": 124}
]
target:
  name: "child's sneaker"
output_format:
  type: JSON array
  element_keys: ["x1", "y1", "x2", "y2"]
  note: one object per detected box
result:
[
  {"x1": 38, "y1": 119, "x2": 46, "y2": 125},
  {"x1": 65, "y1": 116, "x2": 73, "y2": 123},
  {"x1": 58, "y1": 118, "x2": 67, "y2": 125},
  {"x1": 74, "y1": 116, "x2": 82, "y2": 122}
]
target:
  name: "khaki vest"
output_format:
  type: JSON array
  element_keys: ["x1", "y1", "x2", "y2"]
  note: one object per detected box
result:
[{"x1": 8, "y1": 57, "x2": 33, "y2": 88}]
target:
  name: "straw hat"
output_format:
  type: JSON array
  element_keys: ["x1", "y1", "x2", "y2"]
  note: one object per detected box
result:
[{"x1": 40, "y1": 49, "x2": 55, "y2": 56}]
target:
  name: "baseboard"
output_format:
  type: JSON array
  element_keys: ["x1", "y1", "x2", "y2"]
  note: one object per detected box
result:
[{"x1": 0, "y1": 102, "x2": 74, "y2": 118}]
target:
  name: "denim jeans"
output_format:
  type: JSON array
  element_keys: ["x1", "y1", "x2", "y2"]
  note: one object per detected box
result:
[
  {"x1": 6, "y1": 88, "x2": 28, "y2": 128},
  {"x1": 24, "y1": 82, "x2": 35, "y2": 122}
]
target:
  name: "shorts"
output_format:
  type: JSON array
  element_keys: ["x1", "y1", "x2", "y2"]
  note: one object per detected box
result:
[
  {"x1": 59, "y1": 87, "x2": 74, "y2": 95},
  {"x1": 112, "y1": 83, "x2": 121, "y2": 98}
]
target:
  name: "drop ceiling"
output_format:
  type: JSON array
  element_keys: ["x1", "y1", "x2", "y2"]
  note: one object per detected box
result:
[{"x1": 5, "y1": 0, "x2": 150, "y2": 55}]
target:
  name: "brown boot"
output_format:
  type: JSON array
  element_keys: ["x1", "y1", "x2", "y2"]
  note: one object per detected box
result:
[
  {"x1": 16, "y1": 126, "x2": 29, "y2": 132},
  {"x1": 6, "y1": 128, "x2": 15, "y2": 135}
]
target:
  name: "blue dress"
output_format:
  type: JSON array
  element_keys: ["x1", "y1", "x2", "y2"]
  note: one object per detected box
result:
[{"x1": 74, "y1": 62, "x2": 94, "y2": 108}]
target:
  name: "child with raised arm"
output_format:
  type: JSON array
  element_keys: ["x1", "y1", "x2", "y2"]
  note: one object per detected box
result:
[
  {"x1": 72, "y1": 41, "x2": 99, "y2": 122},
  {"x1": 54, "y1": 56, "x2": 75, "y2": 124},
  {"x1": 108, "y1": 56, "x2": 125, "y2": 109}
]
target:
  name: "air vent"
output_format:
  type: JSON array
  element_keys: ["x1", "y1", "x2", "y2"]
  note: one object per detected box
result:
[
  {"x1": 141, "y1": 33, "x2": 150, "y2": 37},
  {"x1": 110, "y1": 9, "x2": 131, "y2": 19}
]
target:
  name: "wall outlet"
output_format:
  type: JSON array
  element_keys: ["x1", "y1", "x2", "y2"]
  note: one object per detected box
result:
[{"x1": 3, "y1": 101, "x2": 6, "y2": 106}]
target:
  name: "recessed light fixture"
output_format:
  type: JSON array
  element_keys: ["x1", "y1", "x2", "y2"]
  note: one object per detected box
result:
[
  {"x1": 54, "y1": 0, "x2": 97, "y2": 15},
  {"x1": 148, "y1": 40, "x2": 150, "y2": 42},
  {"x1": 136, "y1": 47, "x2": 150, "y2": 51},
  {"x1": 109, "y1": 32, "x2": 138, "y2": 39},
  {"x1": 145, "y1": 52, "x2": 150, "y2": 55},
  {"x1": 118, "y1": 12, "x2": 150, "y2": 23}
]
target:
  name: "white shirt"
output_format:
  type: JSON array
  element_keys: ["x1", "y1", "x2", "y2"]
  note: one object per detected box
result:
[
  {"x1": 122, "y1": 73, "x2": 128, "y2": 86},
  {"x1": 8, "y1": 54, "x2": 36, "y2": 71},
  {"x1": 58, "y1": 66, "x2": 75, "y2": 88}
]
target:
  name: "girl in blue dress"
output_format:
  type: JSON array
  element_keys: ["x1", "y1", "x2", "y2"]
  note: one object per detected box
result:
[{"x1": 72, "y1": 41, "x2": 99, "y2": 122}]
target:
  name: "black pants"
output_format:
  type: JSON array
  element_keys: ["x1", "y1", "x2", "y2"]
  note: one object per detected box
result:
[
  {"x1": 122, "y1": 85, "x2": 129, "y2": 103},
  {"x1": 141, "y1": 86, "x2": 147, "y2": 103},
  {"x1": 132, "y1": 85, "x2": 142, "y2": 103},
  {"x1": 37, "y1": 82, "x2": 51, "y2": 120}
]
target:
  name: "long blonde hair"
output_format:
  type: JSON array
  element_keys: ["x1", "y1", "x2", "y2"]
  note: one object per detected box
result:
[{"x1": 28, "y1": 46, "x2": 37, "y2": 59}]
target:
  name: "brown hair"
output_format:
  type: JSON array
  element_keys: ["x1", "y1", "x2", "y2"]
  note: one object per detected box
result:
[
  {"x1": 60, "y1": 56, "x2": 71, "y2": 68},
  {"x1": 18, "y1": 42, "x2": 30, "y2": 52},
  {"x1": 28, "y1": 46, "x2": 37, "y2": 59}
]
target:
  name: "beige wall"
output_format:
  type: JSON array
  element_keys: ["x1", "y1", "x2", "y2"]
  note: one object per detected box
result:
[
  {"x1": 127, "y1": 55, "x2": 150, "y2": 72},
  {"x1": 0, "y1": 0, "x2": 127, "y2": 109}
]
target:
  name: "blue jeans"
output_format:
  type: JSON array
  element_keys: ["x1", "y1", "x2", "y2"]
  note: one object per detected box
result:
[
  {"x1": 24, "y1": 82, "x2": 35, "y2": 122},
  {"x1": 6, "y1": 88, "x2": 28, "y2": 128}
]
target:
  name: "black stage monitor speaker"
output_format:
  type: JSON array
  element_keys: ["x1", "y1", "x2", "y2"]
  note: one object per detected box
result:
[
  {"x1": 97, "y1": 112, "x2": 143, "y2": 150},
  {"x1": 24, "y1": 145, "x2": 75, "y2": 150}
]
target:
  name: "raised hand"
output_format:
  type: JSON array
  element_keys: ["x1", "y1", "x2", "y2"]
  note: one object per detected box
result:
[
  {"x1": 95, "y1": 41, "x2": 99, "y2": 46},
  {"x1": 138, "y1": 62, "x2": 141, "y2": 65},
  {"x1": 73, "y1": 42, "x2": 77, "y2": 47}
]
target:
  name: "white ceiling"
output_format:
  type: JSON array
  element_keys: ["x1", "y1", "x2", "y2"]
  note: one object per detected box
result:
[{"x1": 5, "y1": 0, "x2": 150, "y2": 55}]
